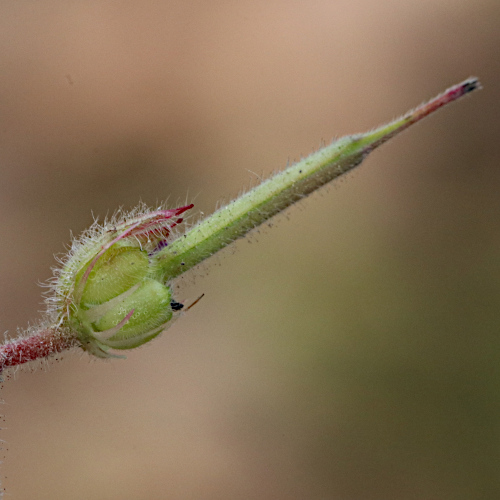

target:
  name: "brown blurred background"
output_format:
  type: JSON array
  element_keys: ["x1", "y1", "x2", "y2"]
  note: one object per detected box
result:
[{"x1": 0, "y1": 1, "x2": 499, "y2": 499}]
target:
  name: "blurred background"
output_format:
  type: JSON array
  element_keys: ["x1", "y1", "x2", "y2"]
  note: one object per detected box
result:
[{"x1": 0, "y1": 1, "x2": 499, "y2": 499}]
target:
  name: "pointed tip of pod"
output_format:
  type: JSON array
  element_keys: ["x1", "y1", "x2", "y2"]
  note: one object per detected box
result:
[{"x1": 459, "y1": 77, "x2": 482, "y2": 94}]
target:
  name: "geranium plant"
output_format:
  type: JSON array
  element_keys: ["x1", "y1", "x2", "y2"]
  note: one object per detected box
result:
[{"x1": 0, "y1": 78, "x2": 480, "y2": 372}]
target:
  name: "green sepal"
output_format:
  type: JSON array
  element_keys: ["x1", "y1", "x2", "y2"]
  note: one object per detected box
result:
[
  {"x1": 91, "y1": 278, "x2": 173, "y2": 349},
  {"x1": 75, "y1": 245, "x2": 149, "y2": 305}
]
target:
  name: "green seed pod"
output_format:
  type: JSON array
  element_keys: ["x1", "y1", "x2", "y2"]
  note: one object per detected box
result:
[{"x1": 51, "y1": 204, "x2": 194, "y2": 358}]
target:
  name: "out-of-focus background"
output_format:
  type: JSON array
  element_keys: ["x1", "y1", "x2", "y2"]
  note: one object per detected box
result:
[{"x1": 0, "y1": 1, "x2": 499, "y2": 499}]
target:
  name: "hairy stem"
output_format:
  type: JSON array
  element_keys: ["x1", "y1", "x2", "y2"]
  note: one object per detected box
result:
[
  {"x1": 153, "y1": 78, "x2": 480, "y2": 281},
  {"x1": 0, "y1": 328, "x2": 79, "y2": 373}
]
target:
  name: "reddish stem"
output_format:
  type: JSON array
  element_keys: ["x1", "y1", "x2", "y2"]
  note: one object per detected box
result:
[
  {"x1": 362, "y1": 78, "x2": 481, "y2": 152},
  {"x1": 0, "y1": 327, "x2": 79, "y2": 373}
]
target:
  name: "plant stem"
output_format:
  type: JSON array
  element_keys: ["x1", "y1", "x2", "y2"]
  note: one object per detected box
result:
[
  {"x1": 153, "y1": 78, "x2": 480, "y2": 281},
  {"x1": 0, "y1": 327, "x2": 79, "y2": 374}
]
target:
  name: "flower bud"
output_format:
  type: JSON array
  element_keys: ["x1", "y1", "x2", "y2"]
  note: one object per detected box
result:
[{"x1": 53, "y1": 204, "x2": 193, "y2": 358}]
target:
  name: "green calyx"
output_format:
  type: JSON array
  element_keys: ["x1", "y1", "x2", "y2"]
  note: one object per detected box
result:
[
  {"x1": 56, "y1": 207, "x2": 194, "y2": 359},
  {"x1": 68, "y1": 243, "x2": 175, "y2": 358}
]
